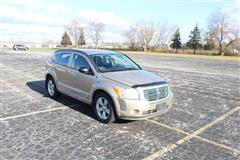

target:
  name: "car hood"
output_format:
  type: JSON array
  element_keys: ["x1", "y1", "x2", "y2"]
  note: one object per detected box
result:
[{"x1": 102, "y1": 70, "x2": 167, "y2": 87}]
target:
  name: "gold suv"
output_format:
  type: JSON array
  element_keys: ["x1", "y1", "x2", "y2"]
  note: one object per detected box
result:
[{"x1": 45, "y1": 49, "x2": 173, "y2": 123}]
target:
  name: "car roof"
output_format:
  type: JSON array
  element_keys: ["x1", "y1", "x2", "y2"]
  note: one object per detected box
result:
[{"x1": 56, "y1": 49, "x2": 121, "y2": 55}]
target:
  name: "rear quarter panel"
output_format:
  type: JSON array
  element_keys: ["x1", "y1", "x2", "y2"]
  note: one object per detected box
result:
[{"x1": 46, "y1": 60, "x2": 59, "y2": 87}]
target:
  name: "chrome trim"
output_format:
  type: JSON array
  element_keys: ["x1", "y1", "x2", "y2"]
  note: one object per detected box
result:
[{"x1": 136, "y1": 84, "x2": 170, "y2": 103}]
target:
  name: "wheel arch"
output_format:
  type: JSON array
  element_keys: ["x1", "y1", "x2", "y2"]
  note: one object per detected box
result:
[
  {"x1": 92, "y1": 89, "x2": 112, "y2": 104},
  {"x1": 92, "y1": 89, "x2": 118, "y2": 117},
  {"x1": 46, "y1": 73, "x2": 53, "y2": 79}
]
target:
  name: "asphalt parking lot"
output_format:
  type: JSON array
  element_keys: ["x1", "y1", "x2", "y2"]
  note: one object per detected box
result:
[{"x1": 1, "y1": 50, "x2": 240, "y2": 160}]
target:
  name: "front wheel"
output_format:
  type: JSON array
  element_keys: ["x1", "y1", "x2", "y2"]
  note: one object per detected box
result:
[
  {"x1": 46, "y1": 77, "x2": 59, "y2": 98},
  {"x1": 93, "y1": 93, "x2": 116, "y2": 123}
]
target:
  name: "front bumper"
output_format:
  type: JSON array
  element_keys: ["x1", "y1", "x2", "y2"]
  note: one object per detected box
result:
[{"x1": 116, "y1": 92, "x2": 173, "y2": 120}]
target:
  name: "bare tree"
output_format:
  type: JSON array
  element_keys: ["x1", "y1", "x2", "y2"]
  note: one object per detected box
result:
[
  {"x1": 135, "y1": 21, "x2": 156, "y2": 52},
  {"x1": 207, "y1": 9, "x2": 239, "y2": 56},
  {"x1": 123, "y1": 25, "x2": 138, "y2": 50},
  {"x1": 65, "y1": 20, "x2": 85, "y2": 46},
  {"x1": 153, "y1": 22, "x2": 177, "y2": 48},
  {"x1": 88, "y1": 22, "x2": 105, "y2": 48}
]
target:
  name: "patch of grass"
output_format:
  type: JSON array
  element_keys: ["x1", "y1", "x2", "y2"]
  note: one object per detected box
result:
[
  {"x1": 29, "y1": 48, "x2": 59, "y2": 52},
  {"x1": 27, "y1": 48, "x2": 239, "y2": 62},
  {"x1": 122, "y1": 51, "x2": 240, "y2": 62}
]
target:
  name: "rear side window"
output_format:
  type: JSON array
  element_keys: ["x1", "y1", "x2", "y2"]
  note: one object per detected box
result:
[
  {"x1": 57, "y1": 53, "x2": 71, "y2": 66},
  {"x1": 72, "y1": 54, "x2": 90, "y2": 70},
  {"x1": 52, "y1": 52, "x2": 60, "y2": 62}
]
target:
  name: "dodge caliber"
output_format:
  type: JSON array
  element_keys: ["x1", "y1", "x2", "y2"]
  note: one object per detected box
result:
[{"x1": 45, "y1": 49, "x2": 173, "y2": 123}]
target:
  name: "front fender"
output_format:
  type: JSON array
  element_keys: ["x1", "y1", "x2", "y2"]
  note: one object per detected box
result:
[{"x1": 90, "y1": 78, "x2": 128, "y2": 117}]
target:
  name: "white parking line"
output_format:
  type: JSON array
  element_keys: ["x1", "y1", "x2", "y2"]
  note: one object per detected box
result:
[
  {"x1": 144, "y1": 107, "x2": 240, "y2": 160},
  {"x1": 0, "y1": 106, "x2": 67, "y2": 121},
  {"x1": 195, "y1": 135, "x2": 240, "y2": 155},
  {"x1": 147, "y1": 119, "x2": 189, "y2": 135},
  {"x1": 146, "y1": 119, "x2": 240, "y2": 155}
]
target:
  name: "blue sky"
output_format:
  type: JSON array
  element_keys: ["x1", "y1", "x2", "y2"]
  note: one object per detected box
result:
[{"x1": 0, "y1": 0, "x2": 239, "y2": 44}]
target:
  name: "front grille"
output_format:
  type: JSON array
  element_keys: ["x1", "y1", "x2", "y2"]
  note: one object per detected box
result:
[{"x1": 144, "y1": 86, "x2": 168, "y2": 101}]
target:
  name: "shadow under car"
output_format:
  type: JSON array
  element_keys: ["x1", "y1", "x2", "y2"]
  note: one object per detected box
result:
[{"x1": 26, "y1": 80, "x2": 132, "y2": 124}]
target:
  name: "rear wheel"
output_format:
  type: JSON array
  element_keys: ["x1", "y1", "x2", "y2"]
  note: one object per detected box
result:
[
  {"x1": 46, "y1": 77, "x2": 59, "y2": 98},
  {"x1": 93, "y1": 92, "x2": 116, "y2": 123}
]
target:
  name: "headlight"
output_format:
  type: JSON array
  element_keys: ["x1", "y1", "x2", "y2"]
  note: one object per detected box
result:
[{"x1": 114, "y1": 87, "x2": 139, "y2": 100}]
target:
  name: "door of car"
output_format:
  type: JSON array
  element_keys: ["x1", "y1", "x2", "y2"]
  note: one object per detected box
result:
[
  {"x1": 54, "y1": 52, "x2": 72, "y2": 92},
  {"x1": 67, "y1": 53, "x2": 95, "y2": 102}
]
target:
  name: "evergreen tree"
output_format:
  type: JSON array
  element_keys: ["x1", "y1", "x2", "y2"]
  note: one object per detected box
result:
[
  {"x1": 170, "y1": 28, "x2": 182, "y2": 53},
  {"x1": 187, "y1": 24, "x2": 201, "y2": 54},
  {"x1": 61, "y1": 32, "x2": 72, "y2": 46},
  {"x1": 78, "y1": 28, "x2": 86, "y2": 46}
]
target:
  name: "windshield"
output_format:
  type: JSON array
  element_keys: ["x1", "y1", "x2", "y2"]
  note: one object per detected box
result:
[{"x1": 90, "y1": 54, "x2": 141, "y2": 73}]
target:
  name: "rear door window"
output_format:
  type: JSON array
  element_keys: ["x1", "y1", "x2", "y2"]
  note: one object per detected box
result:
[
  {"x1": 57, "y1": 53, "x2": 71, "y2": 66},
  {"x1": 52, "y1": 52, "x2": 60, "y2": 63}
]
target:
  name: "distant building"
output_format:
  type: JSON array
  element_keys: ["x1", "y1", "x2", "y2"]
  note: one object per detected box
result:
[
  {"x1": 1, "y1": 42, "x2": 14, "y2": 48},
  {"x1": 25, "y1": 43, "x2": 42, "y2": 48}
]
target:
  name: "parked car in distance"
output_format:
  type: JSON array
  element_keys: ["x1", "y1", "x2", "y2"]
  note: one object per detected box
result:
[
  {"x1": 45, "y1": 49, "x2": 173, "y2": 123},
  {"x1": 13, "y1": 44, "x2": 28, "y2": 51}
]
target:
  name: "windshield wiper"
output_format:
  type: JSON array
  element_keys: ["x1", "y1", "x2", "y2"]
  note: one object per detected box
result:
[{"x1": 124, "y1": 68, "x2": 138, "y2": 71}]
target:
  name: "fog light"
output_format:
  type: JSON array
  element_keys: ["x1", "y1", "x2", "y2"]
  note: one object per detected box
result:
[
  {"x1": 118, "y1": 99, "x2": 126, "y2": 111},
  {"x1": 132, "y1": 109, "x2": 140, "y2": 114},
  {"x1": 120, "y1": 104, "x2": 126, "y2": 111}
]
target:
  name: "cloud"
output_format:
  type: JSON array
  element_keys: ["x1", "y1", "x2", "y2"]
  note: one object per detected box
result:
[
  {"x1": 78, "y1": 10, "x2": 129, "y2": 29},
  {"x1": 0, "y1": 1, "x2": 130, "y2": 43},
  {"x1": 236, "y1": 0, "x2": 240, "y2": 22},
  {"x1": 1, "y1": 0, "x2": 70, "y2": 14},
  {"x1": 236, "y1": 0, "x2": 240, "y2": 9},
  {"x1": 0, "y1": 1, "x2": 69, "y2": 43},
  {"x1": 1, "y1": 23, "x2": 63, "y2": 34},
  {"x1": 0, "y1": 5, "x2": 68, "y2": 26},
  {"x1": 102, "y1": 31, "x2": 125, "y2": 42},
  {"x1": 1, "y1": 23, "x2": 64, "y2": 42},
  {"x1": 220, "y1": 2, "x2": 240, "y2": 23}
]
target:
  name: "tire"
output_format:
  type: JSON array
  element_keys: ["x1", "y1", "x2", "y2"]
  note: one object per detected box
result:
[
  {"x1": 93, "y1": 92, "x2": 116, "y2": 123},
  {"x1": 46, "y1": 76, "x2": 60, "y2": 98}
]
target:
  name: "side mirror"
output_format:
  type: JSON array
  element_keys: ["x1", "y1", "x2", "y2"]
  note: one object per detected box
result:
[{"x1": 78, "y1": 67, "x2": 89, "y2": 74}]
